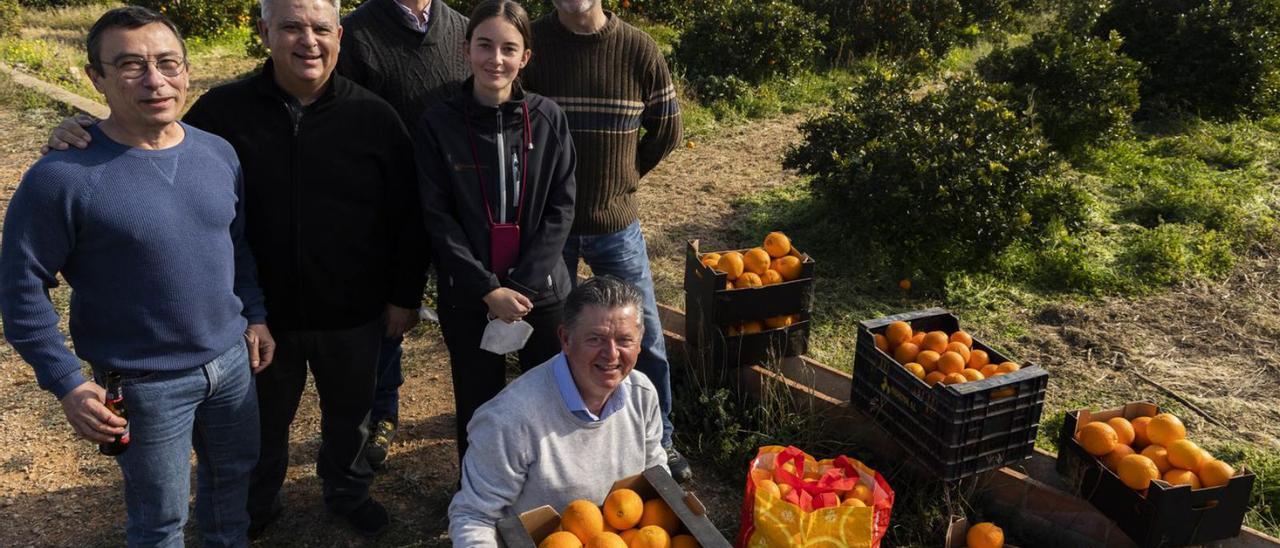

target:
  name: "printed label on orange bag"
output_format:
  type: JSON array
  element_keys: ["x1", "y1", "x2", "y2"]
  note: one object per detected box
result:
[{"x1": 735, "y1": 446, "x2": 895, "y2": 548}]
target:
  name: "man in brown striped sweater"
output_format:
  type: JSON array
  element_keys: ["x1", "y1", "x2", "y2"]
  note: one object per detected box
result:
[{"x1": 522, "y1": 0, "x2": 689, "y2": 482}]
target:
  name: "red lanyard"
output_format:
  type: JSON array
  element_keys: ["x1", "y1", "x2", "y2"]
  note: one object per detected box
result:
[{"x1": 463, "y1": 100, "x2": 533, "y2": 227}]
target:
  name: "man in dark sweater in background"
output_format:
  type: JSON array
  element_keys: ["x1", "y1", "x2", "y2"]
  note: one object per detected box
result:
[
  {"x1": 521, "y1": 0, "x2": 689, "y2": 481},
  {"x1": 336, "y1": 0, "x2": 469, "y2": 471},
  {"x1": 1, "y1": 7, "x2": 272, "y2": 545}
]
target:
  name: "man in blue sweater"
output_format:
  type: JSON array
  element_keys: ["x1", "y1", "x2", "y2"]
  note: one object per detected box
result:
[{"x1": 0, "y1": 6, "x2": 273, "y2": 546}]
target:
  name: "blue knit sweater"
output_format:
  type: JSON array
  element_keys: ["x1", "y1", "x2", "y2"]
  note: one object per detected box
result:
[{"x1": 0, "y1": 123, "x2": 266, "y2": 399}]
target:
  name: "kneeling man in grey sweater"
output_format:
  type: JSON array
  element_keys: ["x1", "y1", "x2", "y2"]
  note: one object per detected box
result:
[{"x1": 448, "y1": 276, "x2": 668, "y2": 546}]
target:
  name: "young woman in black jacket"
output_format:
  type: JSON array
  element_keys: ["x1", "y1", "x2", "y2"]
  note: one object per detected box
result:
[{"x1": 414, "y1": 0, "x2": 576, "y2": 463}]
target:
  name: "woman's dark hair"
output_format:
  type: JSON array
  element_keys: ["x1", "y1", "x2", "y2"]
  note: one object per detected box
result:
[
  {"x1": 465, "y1": 0, "x2": 533, "y2": 49},
  {"x1": 86, "y1": 6, "x2": 186, "y2": 74}
]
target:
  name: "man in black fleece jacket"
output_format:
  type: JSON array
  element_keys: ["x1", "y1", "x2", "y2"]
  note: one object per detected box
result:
[{"x1": 183, "y1": 0, "x2": 423, "y2": 537}]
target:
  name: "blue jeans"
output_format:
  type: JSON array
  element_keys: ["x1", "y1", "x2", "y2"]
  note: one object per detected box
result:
[
  {"x1": 563, "y1": 220, "x2": 674, "y2": 446},
  {"x1": 105, "y1": 341, "x2": 259, "y2": 547},
  {"x1": 371, "y1": 335, "x2": 403, "y2": 424}
]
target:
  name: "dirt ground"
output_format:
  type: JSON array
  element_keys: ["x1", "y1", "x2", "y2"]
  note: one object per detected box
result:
[{"x1": 2, "y1": 64, "x2": 1279, "y2": 547}]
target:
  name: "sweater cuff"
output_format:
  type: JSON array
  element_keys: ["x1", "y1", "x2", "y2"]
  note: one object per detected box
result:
[
  {"x1": 244, "y1": 313, "x2": 268, "y2": 325},
  {"x1": 49, "y1": 370, "x2": 88, "y2": 400}
]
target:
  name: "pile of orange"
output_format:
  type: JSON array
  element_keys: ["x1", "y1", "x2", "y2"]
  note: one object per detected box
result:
[
  {"x1": 875, "y1": 320, "x2": 1021, "y2": 387},
  {"x1": 723, "y1": 314, "x2": 802, "y2": 336},
  {"x1": 699, "y1": 231, "x2": 804, "y2": 291},
  {"x1": 538, "y1": 489, "x2": 701, "y2": 548},
  {"x1": 1074, "y1": 412, "x2": 1239, "y2": 494},
  {"x1": 748, "y1": 458, "x2": 877, "y2": 509}
]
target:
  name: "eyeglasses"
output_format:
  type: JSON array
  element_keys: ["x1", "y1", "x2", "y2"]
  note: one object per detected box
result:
[{"x1": 105, "y1": 56, "x2": 187, "y2": 79}]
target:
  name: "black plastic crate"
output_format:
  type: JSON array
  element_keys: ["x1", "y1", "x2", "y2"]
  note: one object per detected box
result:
[
  {"x1": 1056, "y1": 402, "x2": 1256, "y2": 547},
  {"x1": 683, "y1": 240, "x2": 815, "y2": 367},
  {"x1": 850, "y1": 308, "x2": 1049, "y2": 481}
]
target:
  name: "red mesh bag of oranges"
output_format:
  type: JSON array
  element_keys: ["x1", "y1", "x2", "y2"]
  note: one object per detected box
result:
[{"x1": 735, "y1": 445, "x2": 894, "y2": 548}]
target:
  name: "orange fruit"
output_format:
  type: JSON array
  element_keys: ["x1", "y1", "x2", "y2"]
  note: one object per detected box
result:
[
  {"x1": 763, "y1": 315, "x2": 793, "y2": 329},
  {"x1": 946, "y1": 342, "x2": 971, "y2": 363},
  {"x1": 733, "y1": 272, "x2": 762, "y2": 289},
  {"x1": 1166, "y1": 439, "x2": 1205, "y2": 471},
  {"x1": 671, "y1": 534, "x2": 700, "y2": 548},
  {"x1": 603, "y1": 489, "x2": 644, "y2": 530},
  {"x1": 716, "y1": 252, "x2": 744, "y2": 281},
  {"x1": 699, "y1": 253, "x2": 720, "y2": 269},
  {"x1": 763, "y1": 232, "x2": 792, "y2": 258},
  {"x1": 743, "y1": 248, "x2": 771, "y2": 276},
  {"x1": 619, "y1": 529, "x2": 639, "y2": 545},
  {"x1": 774, "y1": 255, "x2": 802, "y2": 281},
  {"x1": 629, "y1": 526, "x2": 670, "y2": 548},
  {"x1": 740, "y1": 321, "x2": 763, "y2": 335},
  {"x1": 916, "y1": 350, "x2": 941, "y2": 372},
  {"x1": 1163, "y1": 469, "x2": 1202, "y2": 489},
  {"x1": 587, "y1": 531, "x2": 628, "y2": 548},
  {"x1": 893, "y1": 342, "x2": 921, "y2": 365},
  {"x1": 1103, "y1": 444, "x2": 1136, "y2": 471},
  {"x1": 937, "y1": 352, "x2": 966, "y2": 375},
  {"x1": 943, "y1": 372, "x2": 966, "y2": 385},
  {"x1": 873, "y1": 334, "x2": 889, "y2": 353},
  {"x1": 1076, "y1": 422, "x2": 1119, "y2": 456},
  {"x1": 638, "y1": 498, "x2": 680, "y2": 534},
  {"x1": 1199, "y1": 460, "x2": 1235, "y2": 488},
  {"x1": 921, "y1": 331, "x2": 949, "y2": 353},
  {"x1": 1131, "y1": 416, "x2": 1153, "y2": 448},
  {"x1": 1141, "y1": 445, "x2": 1173, "y2": 474},
  {"x1": 966, "y1": 522, "x2": 1004, "y2": 548},
  {"x1": 760, "y1": 269, "x2": 783, "y2": 285},
  {"x1": 541, "y1": 531, "x2": 585, "y2": 548},
  {"x1": 996, "y1": 362, "x2": 1020, "y2": 374},
  {"x1": 911, "y1": 332, "x2": 926, "y2": 346},
  {"x1": 842, "y1": 497, "x2": 866, "y2": 507},
  {"x1": 904, "y1": 362, "x2": 926, "y2": 380},
  {"x1": 949, "y1": 331, "x2": 973, "y2": 348},
  {"x1": 1146, "y1": 414, "x2": 1186, "y2": 446},
  {"x1": 777, "y1": 483, "x2": 793, "y2": 498},
  {"x1": 1117, "y1": 454, "x2": 1160, "y2": 490},
  {"x1": 980, "y1": 363, "x2": 999, "y2": 378},
  {"x1": 967, "y1": 349, "x2": 989, "y2": 369},
  {"x1": 1197, "y1": 448, "x2": 1213, "y2": 472},
  {"x1": 562, "y1": 499, "x2": 605, "y2": 544},
  {"x1": 755, "y1": 479, "x2": 781, "y2": 498},
  {"x1": 924, "y1": 371, "x2": 946, "y2": 387},
  {"x1": 1107, "y1": 417, "x2": 1136, "y2": 447},
  {"x1": 851, "y1": 483, "x2": 873, "y2": 504},
  {"x1": 884, "y1": 321, "x2": 912, "y2": 348},
  {"x1": 724, "y1": 280, "x2": 733, "y2": 291},
  {"x1": 961, "y1": 369, "x2": 985, "y2": 382}
]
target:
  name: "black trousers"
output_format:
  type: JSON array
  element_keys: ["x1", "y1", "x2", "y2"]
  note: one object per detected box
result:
[
  {"x1": 439, "y1": 300, "x2": 564, "y2": 463},
  {"x1": 247, "y1": 318, "x2": 382, "y2": 518}
]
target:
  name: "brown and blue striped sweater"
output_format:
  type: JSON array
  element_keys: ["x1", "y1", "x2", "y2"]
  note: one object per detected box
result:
[{"x1": 523, "y1": 12, "x2": 682, "y2": 235}]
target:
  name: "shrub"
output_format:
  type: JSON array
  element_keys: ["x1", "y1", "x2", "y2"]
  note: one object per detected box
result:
[
  {"x1": 784, "y1": 70, "x2": 1058, "y2": 275},
  {"x1": 978, "y1": 30, "x2": 1144, "y2": 156},
  {"x1": 675, "y1": 0, "x2": 825, "y2": 86},
  {"x1": 17, "y1": 0, "x2": 95, "y2": 7},
  {"x1": 618, "y1": 0, "x2": 704, "y2": 26},
  {"x1": 1095, "y1": 0, "x2": 1280, "y2": 119},
  {"x1": 796, "y1": 0, "x2": 1018, "y2": 64},
  {"x1": 134, "y1": 0, "x2": 254, "y2": 39},
  {"x1": 0, "y1": 0, "x2": 19, "y2": 38},
  {"x1": 447, "y1": 0, "x2": 552, "y2": 20}
]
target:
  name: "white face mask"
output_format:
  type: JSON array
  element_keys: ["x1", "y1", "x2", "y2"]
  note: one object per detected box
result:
[{"x1": 480, "y1": 317, "x2": 534, "y2": 354}]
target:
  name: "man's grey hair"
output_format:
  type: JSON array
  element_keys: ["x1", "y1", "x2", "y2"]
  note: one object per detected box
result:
[
  {"x1": 260, "y1": 0, "x2": 341, "y2": 23},
  {"x1": 563, "y1": 276, "x2": 645, "y2": 331}
]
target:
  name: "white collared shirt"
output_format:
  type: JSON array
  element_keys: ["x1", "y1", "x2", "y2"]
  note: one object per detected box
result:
[{"x1": 394, "y1": 0, "x2": 431, "y2": 33}]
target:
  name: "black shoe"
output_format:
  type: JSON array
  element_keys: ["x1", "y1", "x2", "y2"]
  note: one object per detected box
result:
[
  {"x1": 365, "y1": 419, "x2": 397, "y2": 471},
  {"x1": 247, "y1": 503, "x2": 282, "y2": 540},
  {"x1": 342, "y1": 498, "x2": 390, "y2": 537},
  {"x1": 665, "y1": 445, "x2": 694, "y2": 484}
]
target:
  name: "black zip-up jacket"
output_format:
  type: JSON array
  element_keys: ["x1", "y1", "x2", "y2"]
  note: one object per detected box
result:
[
  {"x1": 183, "y1": 60, "x2": 427, "y2": 331},
  {"x1": 414, "y1": 80, "x2": 576, "y2": 309}
]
